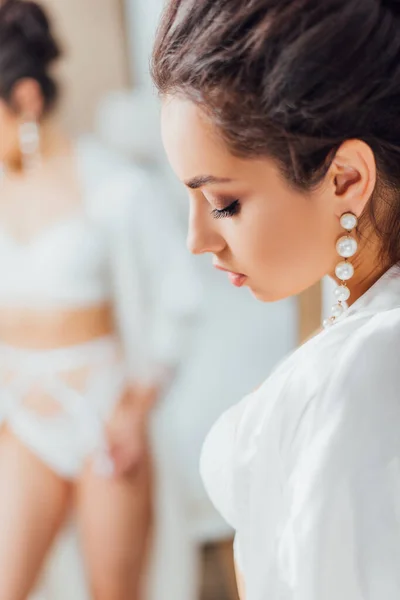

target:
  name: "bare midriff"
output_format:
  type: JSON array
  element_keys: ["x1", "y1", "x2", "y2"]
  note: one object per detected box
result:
[{"x1": 0, "y1": 303, "x2": 115, "y2": 349}]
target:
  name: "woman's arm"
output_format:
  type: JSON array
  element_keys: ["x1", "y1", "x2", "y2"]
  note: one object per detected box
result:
[{"x1": 285, "y1": 323, "x2": 400, "y2": 599}]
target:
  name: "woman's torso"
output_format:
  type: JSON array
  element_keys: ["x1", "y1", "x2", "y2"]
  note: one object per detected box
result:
[
  {"x1": 0, "y1": 305, "x2": 113, "y2": 349},
  {"x1": 0, "y1": 135, "x2": 127, "y2": 350},
  {"x1": 201, "y1": 264, "x2": 400, "y2": 600}
]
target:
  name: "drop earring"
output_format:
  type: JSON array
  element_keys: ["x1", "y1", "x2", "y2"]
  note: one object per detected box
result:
[
  {"x1": 19, "y1": 116, "x2": 41, "y2": 172},
  {"x1": 323, "y1": 212, "x2": 358, "y2": 328}
]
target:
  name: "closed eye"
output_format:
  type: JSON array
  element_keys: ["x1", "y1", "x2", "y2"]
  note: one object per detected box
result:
[{"x1": 211, "y1": 200, "x2": 241, "y2": 219}]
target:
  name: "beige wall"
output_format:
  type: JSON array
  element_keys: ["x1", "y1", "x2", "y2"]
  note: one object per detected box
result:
[{"x1": 42, "y1": 0, "x2": 130, "y2": 134}]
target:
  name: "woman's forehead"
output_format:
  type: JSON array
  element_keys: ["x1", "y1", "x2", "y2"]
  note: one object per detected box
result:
[{"x1": 161, "y1": 96, "x2": 250, "y2": 183}]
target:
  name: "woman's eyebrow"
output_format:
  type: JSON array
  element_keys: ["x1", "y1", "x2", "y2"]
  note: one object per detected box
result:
[{"x1": 184, "y1": 175, "x2": 234, "y2": 189}]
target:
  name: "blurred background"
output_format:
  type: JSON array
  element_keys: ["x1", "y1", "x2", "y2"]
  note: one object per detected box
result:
[{"x1": 0, "y1": 1, "x2": 324, "y2": 599}]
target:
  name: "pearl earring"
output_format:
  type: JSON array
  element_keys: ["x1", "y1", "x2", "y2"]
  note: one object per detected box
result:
[
  {"x1": 19, "y1": 117, "x2": 41, "y2": 172},
  {"x1": 323, "y1": 212, "x2": 358, "y2": 328}
]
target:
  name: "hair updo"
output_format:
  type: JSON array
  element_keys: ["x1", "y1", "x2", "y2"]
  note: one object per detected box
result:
[
  {"x1": 152, "y1": 0, "x2": 400, "y2": 266},
  {"x1": 381, "y1": 0, "x2": 400, "y2": 15},
  {"x1": 0, "y1": 0, "x2": 62, "y2": 113}
]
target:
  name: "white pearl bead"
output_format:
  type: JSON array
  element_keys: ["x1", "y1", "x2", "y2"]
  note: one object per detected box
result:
[
  {"x1": 335, "y1": 261, "x2": 354, "y2": 281},
  {"x1": 336, "y1": 235, "x2": 358, "y2": 258},
  {"x1": 334, "y1": 285, "x2": 350, "y2": 302},
  {"x1": 340, "y1": 213, "x2": 358, "y2": 231},
  {"x1": 331, "y1": 303, "x2": 344, "y2": 318}
]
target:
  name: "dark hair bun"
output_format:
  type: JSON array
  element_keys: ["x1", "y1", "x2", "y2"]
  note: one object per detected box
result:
[
  {"x1": 381, "y1": 0, "x2": 400, "y2": 16},
  {"x1": 0, "y1": 0, "x2": 62, "y2": 111},
  {"x1": 0, "y1": 0, "x2": 60, "y2": 67}
]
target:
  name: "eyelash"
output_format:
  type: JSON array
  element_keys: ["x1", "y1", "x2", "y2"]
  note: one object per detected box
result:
[{"x1": 211, "y1": 200, "x2": 241, "y2": 219}]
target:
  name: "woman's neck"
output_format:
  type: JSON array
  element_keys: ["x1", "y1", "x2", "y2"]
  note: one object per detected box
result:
[
  {"x1": 338, "y1": 253, "x2": 389, "y2": 308},
  {"x1": 39, "y1": 119, "x2": 72, "y2": 161}
]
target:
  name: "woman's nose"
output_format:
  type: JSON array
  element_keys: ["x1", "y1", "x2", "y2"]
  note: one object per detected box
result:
[{"x1": 186, "y1": 204, "x2": 226, "y2": 256}]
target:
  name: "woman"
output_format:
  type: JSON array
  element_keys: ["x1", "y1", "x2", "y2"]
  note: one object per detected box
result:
[
  {"x1": 152, "y1": 0, "x2": 400, "y2": 598},
  {"x1": 0, "y1": 1, "x2": 198, "y2": 599}
]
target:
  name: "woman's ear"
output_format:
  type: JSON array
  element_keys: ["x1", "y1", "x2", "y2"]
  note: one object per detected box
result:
[
  {"x1": 11, "y1": 78, "x2": 44, "y2": 120},
  {"x1": 330, "y1": 139, "x2": 376, "y2": 218}
]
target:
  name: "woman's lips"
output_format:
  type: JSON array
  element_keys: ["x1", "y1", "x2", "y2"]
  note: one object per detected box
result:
[
  {"x1": 214, "y1": 264, "x2": 247, "y2": 288},
  {"x1": 227, "y1": 272, "x2": 247, "y2": 287}
]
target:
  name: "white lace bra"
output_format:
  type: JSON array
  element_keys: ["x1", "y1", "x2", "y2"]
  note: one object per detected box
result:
[{"x1": 0, "y1": 214, "x2": 109, "y2": 308}]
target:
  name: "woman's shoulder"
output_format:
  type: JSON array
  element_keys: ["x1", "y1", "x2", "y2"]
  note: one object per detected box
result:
[
  {"x1": 290, "y1": 304, "x2": 400, "y2": 383},
  {"x1": 319, "y1": 307, "x2": 400, "y2": 404},
  {"x1": 282, "y1": 307, "x2": 400, "y2": 457},
  {"x1": 307, "y1": 306, "x2": 400, "y2": 386}
]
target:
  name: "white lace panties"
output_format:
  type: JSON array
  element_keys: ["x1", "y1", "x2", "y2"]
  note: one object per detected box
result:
[{"x1": 0, "y1": 336, "x2": 127, "y2": 479}]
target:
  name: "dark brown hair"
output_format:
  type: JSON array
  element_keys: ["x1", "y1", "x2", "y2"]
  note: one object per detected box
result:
[
  {"x1": 152, "y1": 0, "x2": 400, "y2": 265},
  {"x1": 0, "y1": 0, "x2": 61, "y2": 113}
]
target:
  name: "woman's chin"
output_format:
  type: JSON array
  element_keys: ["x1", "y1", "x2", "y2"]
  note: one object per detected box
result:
[
  {"x1": 248, "y1": 285, "x2": 270, "y2": 302},
  {"x1": 248, "y1": 283, "x2": 285, "y2": 303}
]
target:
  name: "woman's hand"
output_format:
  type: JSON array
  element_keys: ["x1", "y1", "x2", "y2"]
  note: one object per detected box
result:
[{"x1": 105, "y1": 385, "x2": 159, "y2": 477}]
